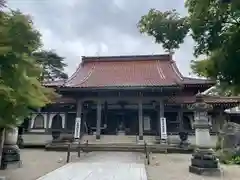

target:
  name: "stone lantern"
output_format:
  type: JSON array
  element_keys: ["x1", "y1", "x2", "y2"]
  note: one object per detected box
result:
[
  {"x1": 188, "y1": 93, "x2": 220, "y2": 175},
  {"x1": 1, "y1": 127, "x2": 21, "y2": 170}
]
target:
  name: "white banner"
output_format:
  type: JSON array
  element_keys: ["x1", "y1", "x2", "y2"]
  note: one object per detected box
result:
[
  {"x1": 160, "y1": 117, "x2": 167, "y2": 140},
  {"x1": 74, "y1": 117, "x2": 81, "y2": 139}
]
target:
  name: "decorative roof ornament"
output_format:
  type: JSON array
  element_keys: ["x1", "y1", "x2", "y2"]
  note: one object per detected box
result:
[{"x1": 188, "y1": 91, "x2": 213, "y2": 112}]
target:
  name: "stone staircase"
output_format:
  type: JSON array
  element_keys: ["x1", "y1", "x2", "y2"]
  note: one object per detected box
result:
[
  {"x1": 80, "y1": 135, "x2": 157, "y2": 144},
  {"x1": 45, "y1": 134, "x2": 195, "y2": 153},
  {"x1": 81, "y1": 135, "x2": 140, "y2": 144},
  {"x1": 143, "y1": 136, "x2": 156, "y2": 144}
]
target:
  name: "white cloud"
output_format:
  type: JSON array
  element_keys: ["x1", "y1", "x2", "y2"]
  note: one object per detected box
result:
[{"x1": 7, "y1": 0, "x2": 195, "y2": 76}]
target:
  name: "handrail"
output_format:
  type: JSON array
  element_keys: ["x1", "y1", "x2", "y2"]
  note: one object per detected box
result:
[
  {"x1": 66, "y1": 143, "x2": 71, "y2": 163},
  {"x1": 66, "y1": 140, "x2": 89, "y2": 163},
  {"x1": 144, "y1": 141, "x2": 150, "y2": 165}
]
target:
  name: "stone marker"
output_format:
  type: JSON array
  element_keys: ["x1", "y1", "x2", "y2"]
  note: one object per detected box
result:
[{"x1": 218, "y1": 122, "x2": 240, "y2": 162}]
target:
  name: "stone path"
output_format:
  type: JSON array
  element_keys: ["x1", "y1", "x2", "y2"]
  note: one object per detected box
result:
[{"x1": 36, "y1": 152, "x2": 147, "y2": 180}]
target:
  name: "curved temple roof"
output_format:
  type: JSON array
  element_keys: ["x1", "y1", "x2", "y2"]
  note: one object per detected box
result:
[{"x1": 63, "y1": 54, "x2": 213, "y2": 88}]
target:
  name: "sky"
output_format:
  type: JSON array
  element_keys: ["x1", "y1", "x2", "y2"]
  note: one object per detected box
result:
[{"x1": 7, "y1": 0, "x2": 195, "y2": 77}]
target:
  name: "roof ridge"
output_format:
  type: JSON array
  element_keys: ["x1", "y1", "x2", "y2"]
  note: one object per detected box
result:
[
  {"x1": 64, "y1": 62, "x2": 83, "y2": 86},
  {"x1": 82, "y1": 54, "x2": 171, "y2": 63},
  {"x1": 170, "y1": 61, "x2": 184, "y2": 81},
  {"x1": 74, "y1": 63, "x2": 96, "y2": 87}
]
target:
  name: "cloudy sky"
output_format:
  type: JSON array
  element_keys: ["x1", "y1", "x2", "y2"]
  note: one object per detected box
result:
[{"x1": 7, "y1": 0, "x2": 195, "y2": 77}]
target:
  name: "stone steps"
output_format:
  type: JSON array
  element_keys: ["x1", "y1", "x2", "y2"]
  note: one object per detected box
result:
[
  {"x1": 45, "y1": 142, "x2": 194, "y2": 153},
  {"x1": 80, "y1": 135, "x2": 156, "y2": 144}
]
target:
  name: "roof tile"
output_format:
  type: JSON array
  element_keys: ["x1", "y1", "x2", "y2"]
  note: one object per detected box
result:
[{"x1": 65, "y1": 55, "x2": 183, "y2": 88}]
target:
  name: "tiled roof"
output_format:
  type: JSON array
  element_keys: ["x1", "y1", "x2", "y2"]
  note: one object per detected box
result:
[
  {"x1": 167, "y1": 95, "x2": 240, "y2": 104},
  {"x1": 182, "y1": 77, "x2": 215, "y2": 85},
  {"x1": 65, "y1": 54, "x2": 184, "y2": 88},
  {"x1": 43, "y1": 80, "x2": 65, "y2": 87},
  {"x1": 53, "y1": 97, "x2": 76, "y2": 104}
]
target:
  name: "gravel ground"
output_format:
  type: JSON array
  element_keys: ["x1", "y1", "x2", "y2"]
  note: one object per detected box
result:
[
  {"x1": 0, "y1": 149, "x2": 67, "y2": 180},
  {"x1": 146, "y1": 153, "x2": 240, "y2": 180},
  {"x1": 0, "y1": 150, "x2": 239, "y2": 180}
]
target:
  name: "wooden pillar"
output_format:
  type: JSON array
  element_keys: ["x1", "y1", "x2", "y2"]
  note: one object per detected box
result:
[
  {"x1": 76, "y1": 100, "x2": 82, "y2": 119},
  {"x1": 64, "y1": 112, "x2": 68, "y2": 131},
  {"x1": 104, "y1": 101, "x2": 108, "y2": 127},
  {"x1": 159, "y1": 100, "x2": 164, "y2": 139},
  {"x1": 96, "y1": 100, "x2": 102, "y2": 139},
  {"x1": 46, "y1": 113, "x2": 50, "y2": 132},
  {"x1": 74, "y1": 100, "x2": 82, "y2": 140},
  {"x1": 178, "y1": 106, "x2": 183, "y2": 131},
  {"x1": 138, "y1": 100, "x2": 143, "y2": 140},
  {"x1": 82, "y1": 110, "x2": 87, "y2": 134}
]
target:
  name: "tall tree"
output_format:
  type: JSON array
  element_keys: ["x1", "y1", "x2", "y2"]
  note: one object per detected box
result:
[
  {"x1": 186, "y1": 0, "x2": 240, "y2": 94},
  {"x1": 0, "y1": 9, "x2": 57, "y2": 163},
  {"x1": 138, "y1": 9, "x2": 189, "y2": 53},
  {"x1": 33, "y1": 50, "x2": 68, "y2": 82},
  {"x1": 138, "y1": 0, "x2": 240, "y2": 94}
]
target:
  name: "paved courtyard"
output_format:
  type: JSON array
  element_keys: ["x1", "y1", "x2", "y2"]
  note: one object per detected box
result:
[
  {"x1": 37, "y1": 151, "x2": 147, "y2": 180},
  {"x1": 147, "y1": 153, "x2": 240, "y2": 180},
  {"x1": 0, "y1": 150, "x2": 66, "y2": 180},
  {"x1": 0, "y1": 149, "x2": 240, "y2": 180}
]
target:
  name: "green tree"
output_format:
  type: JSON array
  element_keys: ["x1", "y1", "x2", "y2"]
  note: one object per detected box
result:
[
  {"x1": 33, "y1": 50, "x2": 68, "y2": 82},
  {"x1": 138, "y1": 0, "x2": 240, "y2": 93},
  {"x1": 138, "y1": 9, "x2": 189, "y2": 53},
  {"x1": 186, "y1": 0, "x2": 240, "y2": 94},
  {"x1": 0, "y1": 8, "x2": 57, "y2": 163}
]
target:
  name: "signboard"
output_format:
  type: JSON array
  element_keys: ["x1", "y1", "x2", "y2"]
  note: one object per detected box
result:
[
  {"x1": 160, "y1": 117, "x2": 167, "y2": 140},
  {"x1": 74, "y1": 117, "x2": 81, "y2": 139}
]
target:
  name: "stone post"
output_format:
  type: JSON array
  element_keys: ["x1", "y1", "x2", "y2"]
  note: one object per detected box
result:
[{"x1": 188, "y1": 94, "x2": 220, "y2": 176}]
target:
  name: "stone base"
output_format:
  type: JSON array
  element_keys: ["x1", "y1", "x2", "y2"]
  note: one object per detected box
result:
[
  {"x1": 137, "y1": 139, "x2": 144, "y2": 144},
  {"x1": 117, "y1": 131, "x2": 126, "y2": 135},
  {"x1": 96, "y1": 134, "x2": 100, "y2": 140},
  {"x1": 189, "y1": 165, "x2": 221, "y2": 176},
  {"x1": 160, "y1": 139, "x2": 167, "y2": 144},
  {"x1": 189, "y1": 148, "x2": 221, "y2": 176},
  {"x1": 138, "y1": 136, "x2": 143, "y2": 141},
  {"x1": 1, "y1": 144, "x2": 21, "y2": 170}
]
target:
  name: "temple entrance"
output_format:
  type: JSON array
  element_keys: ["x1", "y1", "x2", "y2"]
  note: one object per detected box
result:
[
  {"x1": 83, "y1": 107, "x2": 160, "y2": 136},
  {"x1": 116, "y1": 112, "x2": 126, "y2": 135}
]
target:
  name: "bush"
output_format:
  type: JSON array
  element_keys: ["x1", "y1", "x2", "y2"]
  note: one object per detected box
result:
[
  {"x1": 216, "y1": 149, "x2": 240, "y2": 165},
  {"x1": 216, "y1": 149, "x2": 234, "y2": 164},
  {"x1": 228, "y1": 156, "x2": 240, "y2": 165}
]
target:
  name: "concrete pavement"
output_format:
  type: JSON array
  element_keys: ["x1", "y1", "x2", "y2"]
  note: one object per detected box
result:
[{"x1": 36, "y1": 152, "x2": 147, "y2": 180}]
